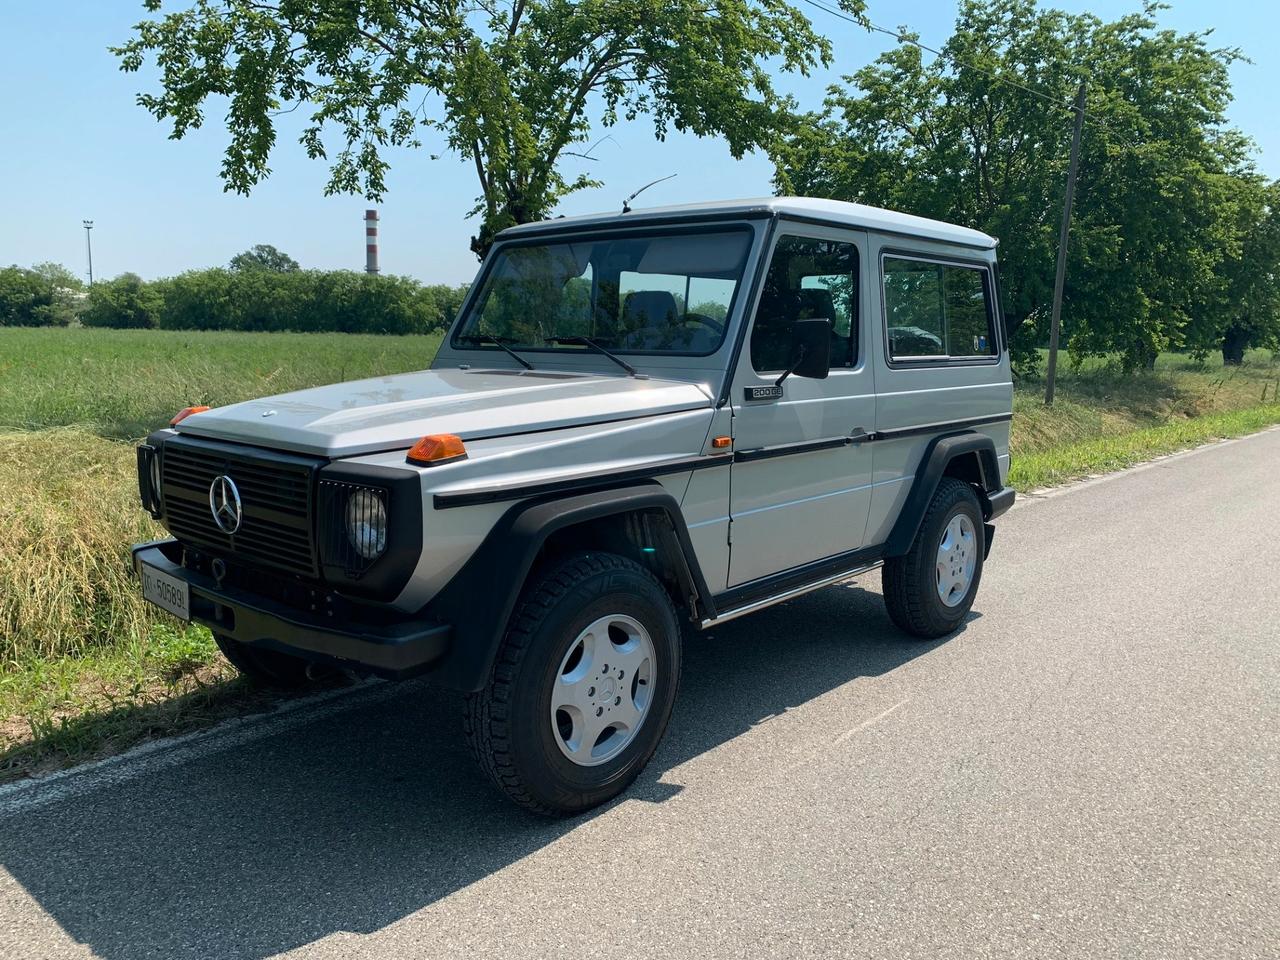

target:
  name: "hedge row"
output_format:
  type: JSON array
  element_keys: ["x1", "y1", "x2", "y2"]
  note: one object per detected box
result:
[{"x1": 79, "y1": 269, "x2": 469, "y2": 335}]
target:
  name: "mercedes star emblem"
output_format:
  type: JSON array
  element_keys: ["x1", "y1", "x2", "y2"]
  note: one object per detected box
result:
[{"x1": 208, "y1": 475, "x2": 243, "y2": 534}]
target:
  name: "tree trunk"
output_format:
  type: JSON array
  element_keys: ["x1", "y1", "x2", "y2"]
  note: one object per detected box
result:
[{"x1": 1221, "y1": 326, "x2": 1248, "y2": 365}]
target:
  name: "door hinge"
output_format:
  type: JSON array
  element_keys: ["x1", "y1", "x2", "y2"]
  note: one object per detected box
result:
[{"x1": 726, "y1": 521, "x2": 733, "y2": 545}]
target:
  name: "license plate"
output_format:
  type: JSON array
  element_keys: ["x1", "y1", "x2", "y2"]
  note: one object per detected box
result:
[{"x1": 140, "y1": 562, "x2": 190, "y2": 621}]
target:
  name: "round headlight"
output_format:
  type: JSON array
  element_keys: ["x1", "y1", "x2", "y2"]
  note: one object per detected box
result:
[{"x1": 345, "y1": 489, "x2": 388, "y2": 561}]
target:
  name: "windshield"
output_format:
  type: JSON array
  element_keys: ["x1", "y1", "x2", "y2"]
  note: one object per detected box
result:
[{"x1": 453, "y1": 228, "x2": 753, "y2": 356}]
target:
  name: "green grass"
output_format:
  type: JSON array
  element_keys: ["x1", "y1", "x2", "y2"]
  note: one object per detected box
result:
[
  {"x1": 1009, "y1": 348, "x2": 1280, "y2": 486},
  {"x1": 0, "y1": 326, "x2": 440, "y2": 439},
  {"x1": 1009, "y1": 403, "x2": 1280, "y2": 489},
  {"x1": 0, "y1": 325, "x2": 1277, "y2": 781}
]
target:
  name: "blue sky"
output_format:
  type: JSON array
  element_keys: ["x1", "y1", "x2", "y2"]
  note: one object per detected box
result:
[{"x1": 1, "y1": 1, "x2": 1276, "y2": 286}]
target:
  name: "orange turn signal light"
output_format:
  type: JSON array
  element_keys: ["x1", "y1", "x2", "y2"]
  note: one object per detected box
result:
[
  {"x1": 170, "y1": 405, "x2": 211, "y2": 426},
  {"x1": 711, "y1": 435, "x2": 732, "y2": 450},
  {"x1": 407, "y1": 433, "x2": 467, "y2": 467}
]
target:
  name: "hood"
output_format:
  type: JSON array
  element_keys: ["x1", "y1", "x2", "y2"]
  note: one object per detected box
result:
[{"x1": 175, "y1": 367, "x2": 714, "y2": 457}]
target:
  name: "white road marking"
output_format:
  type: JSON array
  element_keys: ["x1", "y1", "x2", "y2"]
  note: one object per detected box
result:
[{"x1": 784, "y1": 699, "x2": 911, "y2": 773}]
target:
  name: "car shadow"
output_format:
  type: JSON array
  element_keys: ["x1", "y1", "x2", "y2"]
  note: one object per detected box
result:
[{"x1": 0, "y1": 579, "x2": 967, "y2": 960}]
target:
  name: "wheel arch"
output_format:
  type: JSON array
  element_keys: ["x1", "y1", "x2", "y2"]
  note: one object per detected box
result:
[
  {"x1": 884, "y1": 432, "x2": 1004, "y2": 558},
  {"x1": 424, "y1": 482, "x2": 714, "y2": 692}
]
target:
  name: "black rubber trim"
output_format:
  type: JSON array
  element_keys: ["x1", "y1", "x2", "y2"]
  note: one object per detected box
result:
[
  {"x1": 132, "y1": 540, "x2": 450, "y2": 680},
  {"x1": 884, "y1": 432, "x2": 1004, "y2": 558},
  {"x1": 872, "y1": 413, "x2": 1013, "y2": 442},
  {"x1": 731, "y1": 414, "x2": 1012, "y2": 464},
  {"x1": 713, "y1": 543, "x2": 884, "y2": 614},
  {"x1": 432, "y1": 455, "x2": 730, "y2": 510},
  {"x1": 733, "y1": 436, "x2": 853, "y2": 463},
  {"x1": 423, "y1": 483, "x2": 714, "y2": 692}
]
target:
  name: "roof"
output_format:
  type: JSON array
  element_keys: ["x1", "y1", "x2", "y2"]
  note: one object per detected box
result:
[{"x1": 500, "y1": 197, "x2": 998, "y2": 250}]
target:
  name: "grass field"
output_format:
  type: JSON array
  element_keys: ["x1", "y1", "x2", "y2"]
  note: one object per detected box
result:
[{"x1": 1, "y1": 326, "x2": 1278, "y2": 780}]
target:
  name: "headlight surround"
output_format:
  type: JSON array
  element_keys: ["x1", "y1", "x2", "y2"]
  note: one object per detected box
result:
[{"x1": 345, "y1": 488, "x2": 388, "y2": 561}]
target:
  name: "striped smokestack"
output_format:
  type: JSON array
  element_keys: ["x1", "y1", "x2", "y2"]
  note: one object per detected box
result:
[{"x1": 364, "y1": 208, "x2": 380, "y2": 274}]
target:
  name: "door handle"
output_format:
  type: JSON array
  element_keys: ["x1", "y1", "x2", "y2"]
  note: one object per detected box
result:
[{"x1": 848, "y1": 427, "x2": 874, "y2": 444}]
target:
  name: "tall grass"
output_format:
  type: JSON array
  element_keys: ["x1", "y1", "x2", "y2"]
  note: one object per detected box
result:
[
  {"x1": 0, "y1": 430, "x2": 167, "y2": 663},
  {"x1": 0, "y1": 326, "x2": 441, "y2": 439}
]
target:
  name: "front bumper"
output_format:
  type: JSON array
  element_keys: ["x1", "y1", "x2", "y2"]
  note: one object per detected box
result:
[{"x1": 131, "y1": 540, "x2": 451, "y2": 679}]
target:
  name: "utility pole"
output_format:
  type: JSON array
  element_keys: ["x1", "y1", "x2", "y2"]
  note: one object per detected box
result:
[
  {"x1": 82, "y1": 220, "x2": 95, "y2": 286},
  {"x1": 1044, "y1": 81, "x2": 1087, "y2": 406}
]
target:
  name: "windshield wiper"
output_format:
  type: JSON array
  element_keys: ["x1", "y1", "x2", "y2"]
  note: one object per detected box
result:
[
  {"x1": 457, "y1": 333, "x2": 535, "y2": 370},
  {"x1": 544, "y1": 336, "x2": 637, "y2": 377}
]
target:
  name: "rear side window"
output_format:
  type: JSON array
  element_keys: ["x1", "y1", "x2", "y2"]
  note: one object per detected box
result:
[{"x1": 882, "y1": 256, "x2": 996, "y2": 361}]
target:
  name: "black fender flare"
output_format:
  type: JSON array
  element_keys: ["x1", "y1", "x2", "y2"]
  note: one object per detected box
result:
[
  {"x1": 423, "y1": 482, "x2": 714, "y2": 692},
  {"x1": 884, "y1": 432, "x2": 1005, "y2": 558}
]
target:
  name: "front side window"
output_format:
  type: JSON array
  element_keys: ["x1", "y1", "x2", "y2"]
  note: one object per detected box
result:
[
  {"x1": 454, "y1": 229, "x2": 752, "y2": 356},
  {"x1": 750, "y1": 236, "x2": 859, "y2": 373},
  {"x1": 882, "y1": 257, "x2": 996, "y2": 360}
]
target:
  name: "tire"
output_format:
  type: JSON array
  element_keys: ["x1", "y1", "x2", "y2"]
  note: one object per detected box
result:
[
  {"x1": 882, "y1": 477, "x2": 985, "y2": 639},
  {"x1": 464, "y1": 551, "x2": 682, "y2": 816},
  {"x1": 214, "y1": 633, "x2": 312, "y2": 688}
]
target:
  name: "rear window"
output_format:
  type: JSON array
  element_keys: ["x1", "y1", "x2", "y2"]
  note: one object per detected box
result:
[{"x1": 882, "y1": 256, "x2": 996, "y2": 361}]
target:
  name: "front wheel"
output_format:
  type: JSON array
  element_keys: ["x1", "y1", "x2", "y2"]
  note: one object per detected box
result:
[
  {"x1": 464, "y1": 552, "x2": 682, "y2": 816},
  {"x1": 882, "y1": 477, "x2": 985, "y2": 638}
]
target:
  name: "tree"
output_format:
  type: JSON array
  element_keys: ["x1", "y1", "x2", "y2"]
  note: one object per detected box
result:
[
  {"x1": 81, "y1": 273, "x2": 163, "y2": 328},
  {"x1": 229, "y1": 243, "x2": 301, "y2": 273},
  {"x1": 1199, "y1": 178, "x2": 1280, "y2": 364},
  {"x1": 772, "y1": 0, "x2": 1253, "y2": 372},
  {"x1": 30, "y1": 261, "x2": 87, "y2": 325},
  {"x1": 115, "y1": 0, "x2": 860, "y2": 256},
  {"x1": 0, "y1": 266, "x2": 60, "y2": 326}
]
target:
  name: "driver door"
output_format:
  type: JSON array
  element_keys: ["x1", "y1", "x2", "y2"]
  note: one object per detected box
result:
[{"x1": 727, "y1": 226, "x2": 875, "y2": 587}]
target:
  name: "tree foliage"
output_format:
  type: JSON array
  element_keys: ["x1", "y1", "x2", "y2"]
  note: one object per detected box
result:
[
  {"x1": 229, "y1": 243, "x2": 301, "y2": 273},
  {"x1": 0, "y1": 266, "x2": 64, "y2": 327},
  {"x1": 773, "y1": 0, "x2": 1273, "y2": 372},
  {"x1": 116, "y1": 0, "x2": 862, "y2": 256},
  {"x1": 82, "y1": 273, "x2": 163, "y2": 329},
  {"x1": 74, "y1": 267, "x2": 468, "y2": 334}
]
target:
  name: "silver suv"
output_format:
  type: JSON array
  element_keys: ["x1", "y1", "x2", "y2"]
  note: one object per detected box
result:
[{"x1": 133, "y1": 198, "x2": 1015, "y2": 815}]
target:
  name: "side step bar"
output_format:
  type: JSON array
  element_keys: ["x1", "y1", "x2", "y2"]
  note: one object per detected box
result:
[{"x1": 700, "y1": 560, "x2": 884, "y2": 629}]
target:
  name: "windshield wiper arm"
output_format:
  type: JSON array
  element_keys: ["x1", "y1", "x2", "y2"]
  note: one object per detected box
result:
[
  {"x1": 544, "y1": 336, "x2": 637, "y2": 377},
  {"x1": 458, "y1": 333, "x2": 535, "y2": 370}
]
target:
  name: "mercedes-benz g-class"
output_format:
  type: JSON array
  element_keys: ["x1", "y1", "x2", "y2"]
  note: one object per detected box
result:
[{"x1": 133, "y1": 198, "x2": 1015, "y2": 815}]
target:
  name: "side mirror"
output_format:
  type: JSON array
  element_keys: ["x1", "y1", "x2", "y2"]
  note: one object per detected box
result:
[{"x1": 776, "y1": 317, "x2": 832, "y2": 386}]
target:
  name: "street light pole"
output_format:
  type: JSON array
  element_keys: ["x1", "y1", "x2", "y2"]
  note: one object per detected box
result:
[{"x1": 82, "y1": 220, "x2": 95, "y2": 286}]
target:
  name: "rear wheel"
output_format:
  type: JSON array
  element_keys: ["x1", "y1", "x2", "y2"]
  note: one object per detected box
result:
[
  {"x1": 465, "y1": 552, "x2": 682, "y2": 816},
  {"x1": 214, "y1": 633, "x2": 313, "y2": 688},
  {"x1": 882, "y1": 477, "x2": 985, "y2": 638}
]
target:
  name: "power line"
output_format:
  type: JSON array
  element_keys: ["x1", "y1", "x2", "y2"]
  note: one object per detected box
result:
[{"x1": 797, "y1": 0, "x2": 1138, "y2": 150}]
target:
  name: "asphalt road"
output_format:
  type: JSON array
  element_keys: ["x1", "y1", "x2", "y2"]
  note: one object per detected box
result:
[{"x1": 2, "y1": 429, "x2": 1278, "y2": 960}]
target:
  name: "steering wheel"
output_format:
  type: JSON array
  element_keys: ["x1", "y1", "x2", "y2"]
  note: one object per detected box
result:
[{"x1": 679, "y1": 313, "x2": 725, "y2": 337}]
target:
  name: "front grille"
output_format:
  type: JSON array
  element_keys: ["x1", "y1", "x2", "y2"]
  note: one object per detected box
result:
[{"x1": 160, "y1": 437, "x2": 321, "y2": 578}]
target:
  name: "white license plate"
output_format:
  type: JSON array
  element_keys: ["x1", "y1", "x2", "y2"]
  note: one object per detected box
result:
[{"x1": 140, "y1": 562, "x2": 191, "y2": 621}]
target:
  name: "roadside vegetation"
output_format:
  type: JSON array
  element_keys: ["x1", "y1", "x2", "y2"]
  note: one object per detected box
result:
[{"x1": 1, "y1": 326, "x2": 1277, "y2": 782}]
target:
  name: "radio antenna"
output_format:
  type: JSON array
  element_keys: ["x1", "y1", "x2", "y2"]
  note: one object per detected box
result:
[{"x1": 622, "y1": 173, "x2": 677, "y2": 213}]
